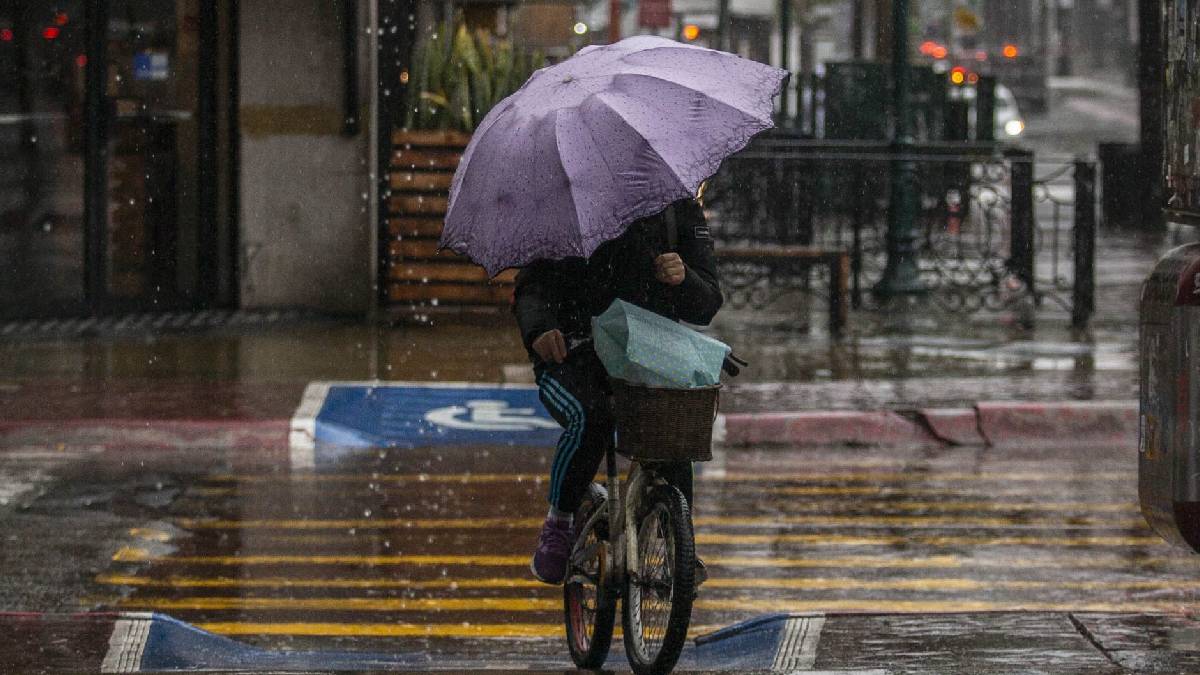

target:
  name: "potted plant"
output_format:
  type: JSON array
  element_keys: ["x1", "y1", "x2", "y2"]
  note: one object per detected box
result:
[{"x1": 387, "y1": 23, "x2": 545, "y2": 309}]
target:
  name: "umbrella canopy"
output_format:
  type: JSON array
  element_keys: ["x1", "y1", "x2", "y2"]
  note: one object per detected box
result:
[{"x1": 439, "y1": 36, "x2": 787, "y2": 277}]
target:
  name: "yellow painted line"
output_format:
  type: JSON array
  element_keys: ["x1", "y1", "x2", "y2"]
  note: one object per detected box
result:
[
  {"x1": 695, "y1": 533, "x2": 1165, "y2": 547},
  {"x1": 96, "y1": 574, "x2": 545, "y2": 590},
  {"x1": 206, "y1": 470, "x2": 1133, "y2": 485},
  {"x1": 98, "y1": 573, "x2": 1200, "y2": 593},
  {"x1": 184, "y1": 487, "x2": 237, "y2": 497},
  {"x1": 193, "y1": 621, "x2": 724, "y2": 639},
  {"x1": 700, "y1": 515, "x2": 1145, "y2": 528},
  {"x1": 694, "y1": 598, "x2": 1194, "y2": 613},
  {"x1": 120, "y1": 595, "x2": 1195, "y2": 616},
  {"x1": 703, "y1": 577, "x2": 1200, "y2": 592},
  {"x1": 118, "y1": 596, "x2": 558, "y2": 612},
  {"x1": 716, "y1": 471, "x2": 1134, "y2": 482},
  {"x1": 128, "y1": 528, "x2": 174, "y2": 543},
  {"x1": 752, "y1": 498, "x2": 1140, "y2": 513},
  {"x1": 111, "y1": 547, "x2": 964, "y2": 569},
  {"x1": 174, "y1": 517, "x2": 544, "y2": 530},
  {"x1": 172, "y1": 512, "x2": 1143, "y2": 533},
  {"x1": 197, "y1": 621, "x2": 564, "y2": 638},
  {"x1": 111, "y1": 547, "x2": 528, "y2": 566},
  {"x1": 767, "y1": 485, "x2": 1132, "y2": 498},
  {"x1": 711, "y1": 555, "x2": 964, "y2": 569},
  {"x1": 206, "y1": 473, "x2": 546, "y2": 484}
]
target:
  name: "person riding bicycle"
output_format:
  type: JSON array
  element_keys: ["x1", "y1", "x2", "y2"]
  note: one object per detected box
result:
[{"x1": 513, "y1": 197, "x2": 723, "y2": 584}]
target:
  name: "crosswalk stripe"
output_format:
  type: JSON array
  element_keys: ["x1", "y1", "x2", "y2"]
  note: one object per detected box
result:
[
  {"x1": 191, "y1": 622, "x2": 726, "y2": 639},
  {"x1": 195, "y1": 622, "x2": 566, "y2": 638},
  {"x1": 120, "y1": 595, "x2": 1195, "y2": 615},
  {"x1": 97, "y1": 574, "x2": 1200, "y2": 593},
  {"x1": 119, "y1": 596, "x2": 560, "y2": 611},
  {"x1": 96, "y1": 574, "x2": 545, "y2": 589},
  {"x1": 205, "y1": 470, "x2": 1134, "y2": 484},
  {"x1": 693, "y1": 533, "x2": 1164, "y2": 547},
  {"x1": 766, "y1": 485, "x2": 1136, "y2": 498},
  {"x1": 741, "y1": 501, "x2": 1140, "y2": 513},
  {"x1": 170, "y1": 512, "x2": 1144, "y2": 532}
]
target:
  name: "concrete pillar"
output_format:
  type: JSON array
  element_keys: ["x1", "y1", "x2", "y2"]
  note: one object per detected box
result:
[{"x1": 237, "y1": 0, "x2": 373, "y2": 313}]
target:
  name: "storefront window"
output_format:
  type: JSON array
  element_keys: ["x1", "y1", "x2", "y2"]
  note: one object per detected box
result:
[{"x1": 0, "y1": 1, "x2": 87, "y2": 316}]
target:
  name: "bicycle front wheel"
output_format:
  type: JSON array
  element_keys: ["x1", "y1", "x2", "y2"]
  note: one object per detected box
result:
[
  {"x1": 564, "y1": 483, "x2": 615, "y2": 668},
  {"x1": 622, "y1": 484, "x2": 696, "y2": 675}
]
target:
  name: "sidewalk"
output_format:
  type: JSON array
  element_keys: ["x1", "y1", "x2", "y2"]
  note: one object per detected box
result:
[{"x1": 0, "y1": 225, "x2": 1186, "y2": 452}]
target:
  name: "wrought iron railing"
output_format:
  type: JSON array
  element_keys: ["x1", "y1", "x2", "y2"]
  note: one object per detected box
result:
[{"x1": 704, "y1": 137, "x2": 1096, "y2": 327}]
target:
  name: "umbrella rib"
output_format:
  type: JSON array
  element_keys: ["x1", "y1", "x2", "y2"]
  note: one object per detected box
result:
[
  {"x1": 592, "y1": 91, "x2": 691, "y2": 195},
  {"x1": 550, "y1": 108, "x2": 587, "y2": 255},
  {"x1": 614, "y1": 71, "x2": 775, "y2": 124}
]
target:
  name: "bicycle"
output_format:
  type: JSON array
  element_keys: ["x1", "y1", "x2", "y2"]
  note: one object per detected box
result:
[{"x1": 563, "y1": 356, "x2": 743, "y2": 675}]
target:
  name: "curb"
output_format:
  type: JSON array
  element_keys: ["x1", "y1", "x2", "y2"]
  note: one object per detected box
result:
[
  {"x1": 0, "y1": 401, "x2": 1139, "y2": 452},
  {"x1": 721, "y1": 400, "x2": 1138, "y2": 449}
]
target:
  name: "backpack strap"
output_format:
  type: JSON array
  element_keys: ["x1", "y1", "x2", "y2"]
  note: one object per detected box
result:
[{"x1": 664, "y1": 203, "x2": 678, "y2": 252}]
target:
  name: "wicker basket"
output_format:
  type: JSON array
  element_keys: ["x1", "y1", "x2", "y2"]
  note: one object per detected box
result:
[{"x1": 609, "y1": 378, "x2": 720, "y2": 462}]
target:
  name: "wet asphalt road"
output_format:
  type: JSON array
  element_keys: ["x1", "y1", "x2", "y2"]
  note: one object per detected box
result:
[{"x1": 4, "y1": 438, "x2": 1199, "y2": 671}]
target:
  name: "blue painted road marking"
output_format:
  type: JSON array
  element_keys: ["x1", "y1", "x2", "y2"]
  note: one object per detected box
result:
[
  {"x1": 290, "y1": 382, "x2": 562, "y2": 468},
  {"x1": 1, "y1": 611, "x2": 820, "y2": 672}
]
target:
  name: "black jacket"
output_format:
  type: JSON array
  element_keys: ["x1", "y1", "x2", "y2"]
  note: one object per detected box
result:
[{"x1": 513, "y1": 199, "x2": 723, "y2": 362}]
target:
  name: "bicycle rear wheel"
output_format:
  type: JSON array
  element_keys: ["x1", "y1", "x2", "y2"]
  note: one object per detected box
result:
[
  {"x1": 622, "y1": 484, "x2": 696, "y2": 675},
  {"x1": 564, "y1": 483, "x2": 615, "y2": 668}
]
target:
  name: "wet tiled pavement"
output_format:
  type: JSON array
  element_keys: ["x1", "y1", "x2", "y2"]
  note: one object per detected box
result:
[{"x1": 0, "y1": 437, "x2": 1188, "y2": 672}]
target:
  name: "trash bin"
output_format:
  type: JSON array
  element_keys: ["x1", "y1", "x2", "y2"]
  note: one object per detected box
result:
[
  {"x1": 1098, "y1": 142, "x2": 1141, "y2": 227},
  {"x1": 1139, "y1": 243, "x2": 1200, "y2": 553}
]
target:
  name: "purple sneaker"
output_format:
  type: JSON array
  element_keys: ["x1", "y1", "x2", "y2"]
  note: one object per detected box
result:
[{"x1": 530, "y1": 516, "x2": 573, "y2": 584}]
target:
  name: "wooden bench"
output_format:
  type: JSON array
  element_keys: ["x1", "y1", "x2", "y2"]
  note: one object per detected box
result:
[{"x1": 716, "y1": 246, "x2": 850, "y2": 336}]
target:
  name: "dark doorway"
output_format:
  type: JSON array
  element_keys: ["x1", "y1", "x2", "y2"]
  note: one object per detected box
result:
[{"x1": 0, "y1": 0, "x2": 231, "y2": 319}]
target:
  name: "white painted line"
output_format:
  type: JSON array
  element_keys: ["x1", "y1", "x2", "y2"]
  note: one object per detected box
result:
[
  {"x1": 772, "y1": 614, "x2": 825, "y2": 672},
  {"x1": 0, "y1": 468, "x2": 51, "y2": 507},
  {"x1": 304, "y1": 379, "x2": 540, "y2": 390},
  {"x1": 289, "y1": 382, "x2": 331, "y2": 471},
  {"x1": 100, "y1": 613, "x2": 153, "y2": 673}
]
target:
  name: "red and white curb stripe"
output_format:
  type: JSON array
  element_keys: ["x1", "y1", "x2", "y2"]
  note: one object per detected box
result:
[{"x1": 721, "y1": 400, "x2": 1138, "y2": 449}]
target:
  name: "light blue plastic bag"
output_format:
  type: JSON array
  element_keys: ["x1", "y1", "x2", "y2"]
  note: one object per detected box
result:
[{"x1": 591, "y1": 299, "x2": 731, "y2": 388}]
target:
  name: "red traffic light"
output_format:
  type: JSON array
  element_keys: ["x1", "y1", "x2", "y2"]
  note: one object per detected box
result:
[
  {"x1": 42, "y1": 26, "x2": 60, "y2": 40},
  {"x1": 0, "y1": 28, "x2": 13, "y2": 42},
  {"x1": 54, "y1": 12, "x2": 69, "y2": 26}
]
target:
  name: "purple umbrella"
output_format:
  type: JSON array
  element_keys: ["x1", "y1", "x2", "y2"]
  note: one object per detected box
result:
[{"x1": 439, "y1": 36, "x2": 787, "y2": 277}]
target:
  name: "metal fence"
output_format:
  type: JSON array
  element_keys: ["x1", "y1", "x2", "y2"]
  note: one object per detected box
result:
[
  {"x1": 704, "y1": 136, "x2": 1096, "y2": 326},
  {"x1": 777, "y1": 63, "x2": 996, "y2": 143}
]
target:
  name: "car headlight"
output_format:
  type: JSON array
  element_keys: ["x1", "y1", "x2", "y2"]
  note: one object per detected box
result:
[{"x1": 1004, "y1": 119, "x2": 1025, "y2": 136}]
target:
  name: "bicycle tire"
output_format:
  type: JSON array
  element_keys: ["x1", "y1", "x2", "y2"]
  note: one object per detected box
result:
[
  {"x1": 622, "y1": 484, "x2": 696, "y2": 675},
  {"x1": 564, "y1": 482, "x2": 616, "y2": 668}
]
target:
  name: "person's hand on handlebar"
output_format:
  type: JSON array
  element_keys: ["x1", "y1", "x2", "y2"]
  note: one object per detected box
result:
[{"x1": 532, "y1": 329, "x2": 568, "y2": 364}]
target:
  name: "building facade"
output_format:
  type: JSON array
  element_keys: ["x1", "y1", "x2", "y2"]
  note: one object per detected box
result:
[{"x1": 0, "y1": 0, "x2": 377, "y2": 320}]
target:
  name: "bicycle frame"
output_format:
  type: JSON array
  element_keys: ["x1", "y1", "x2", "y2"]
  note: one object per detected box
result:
[{"x1": 597, "y1": 443, "x2": 658, "y2": 595}]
